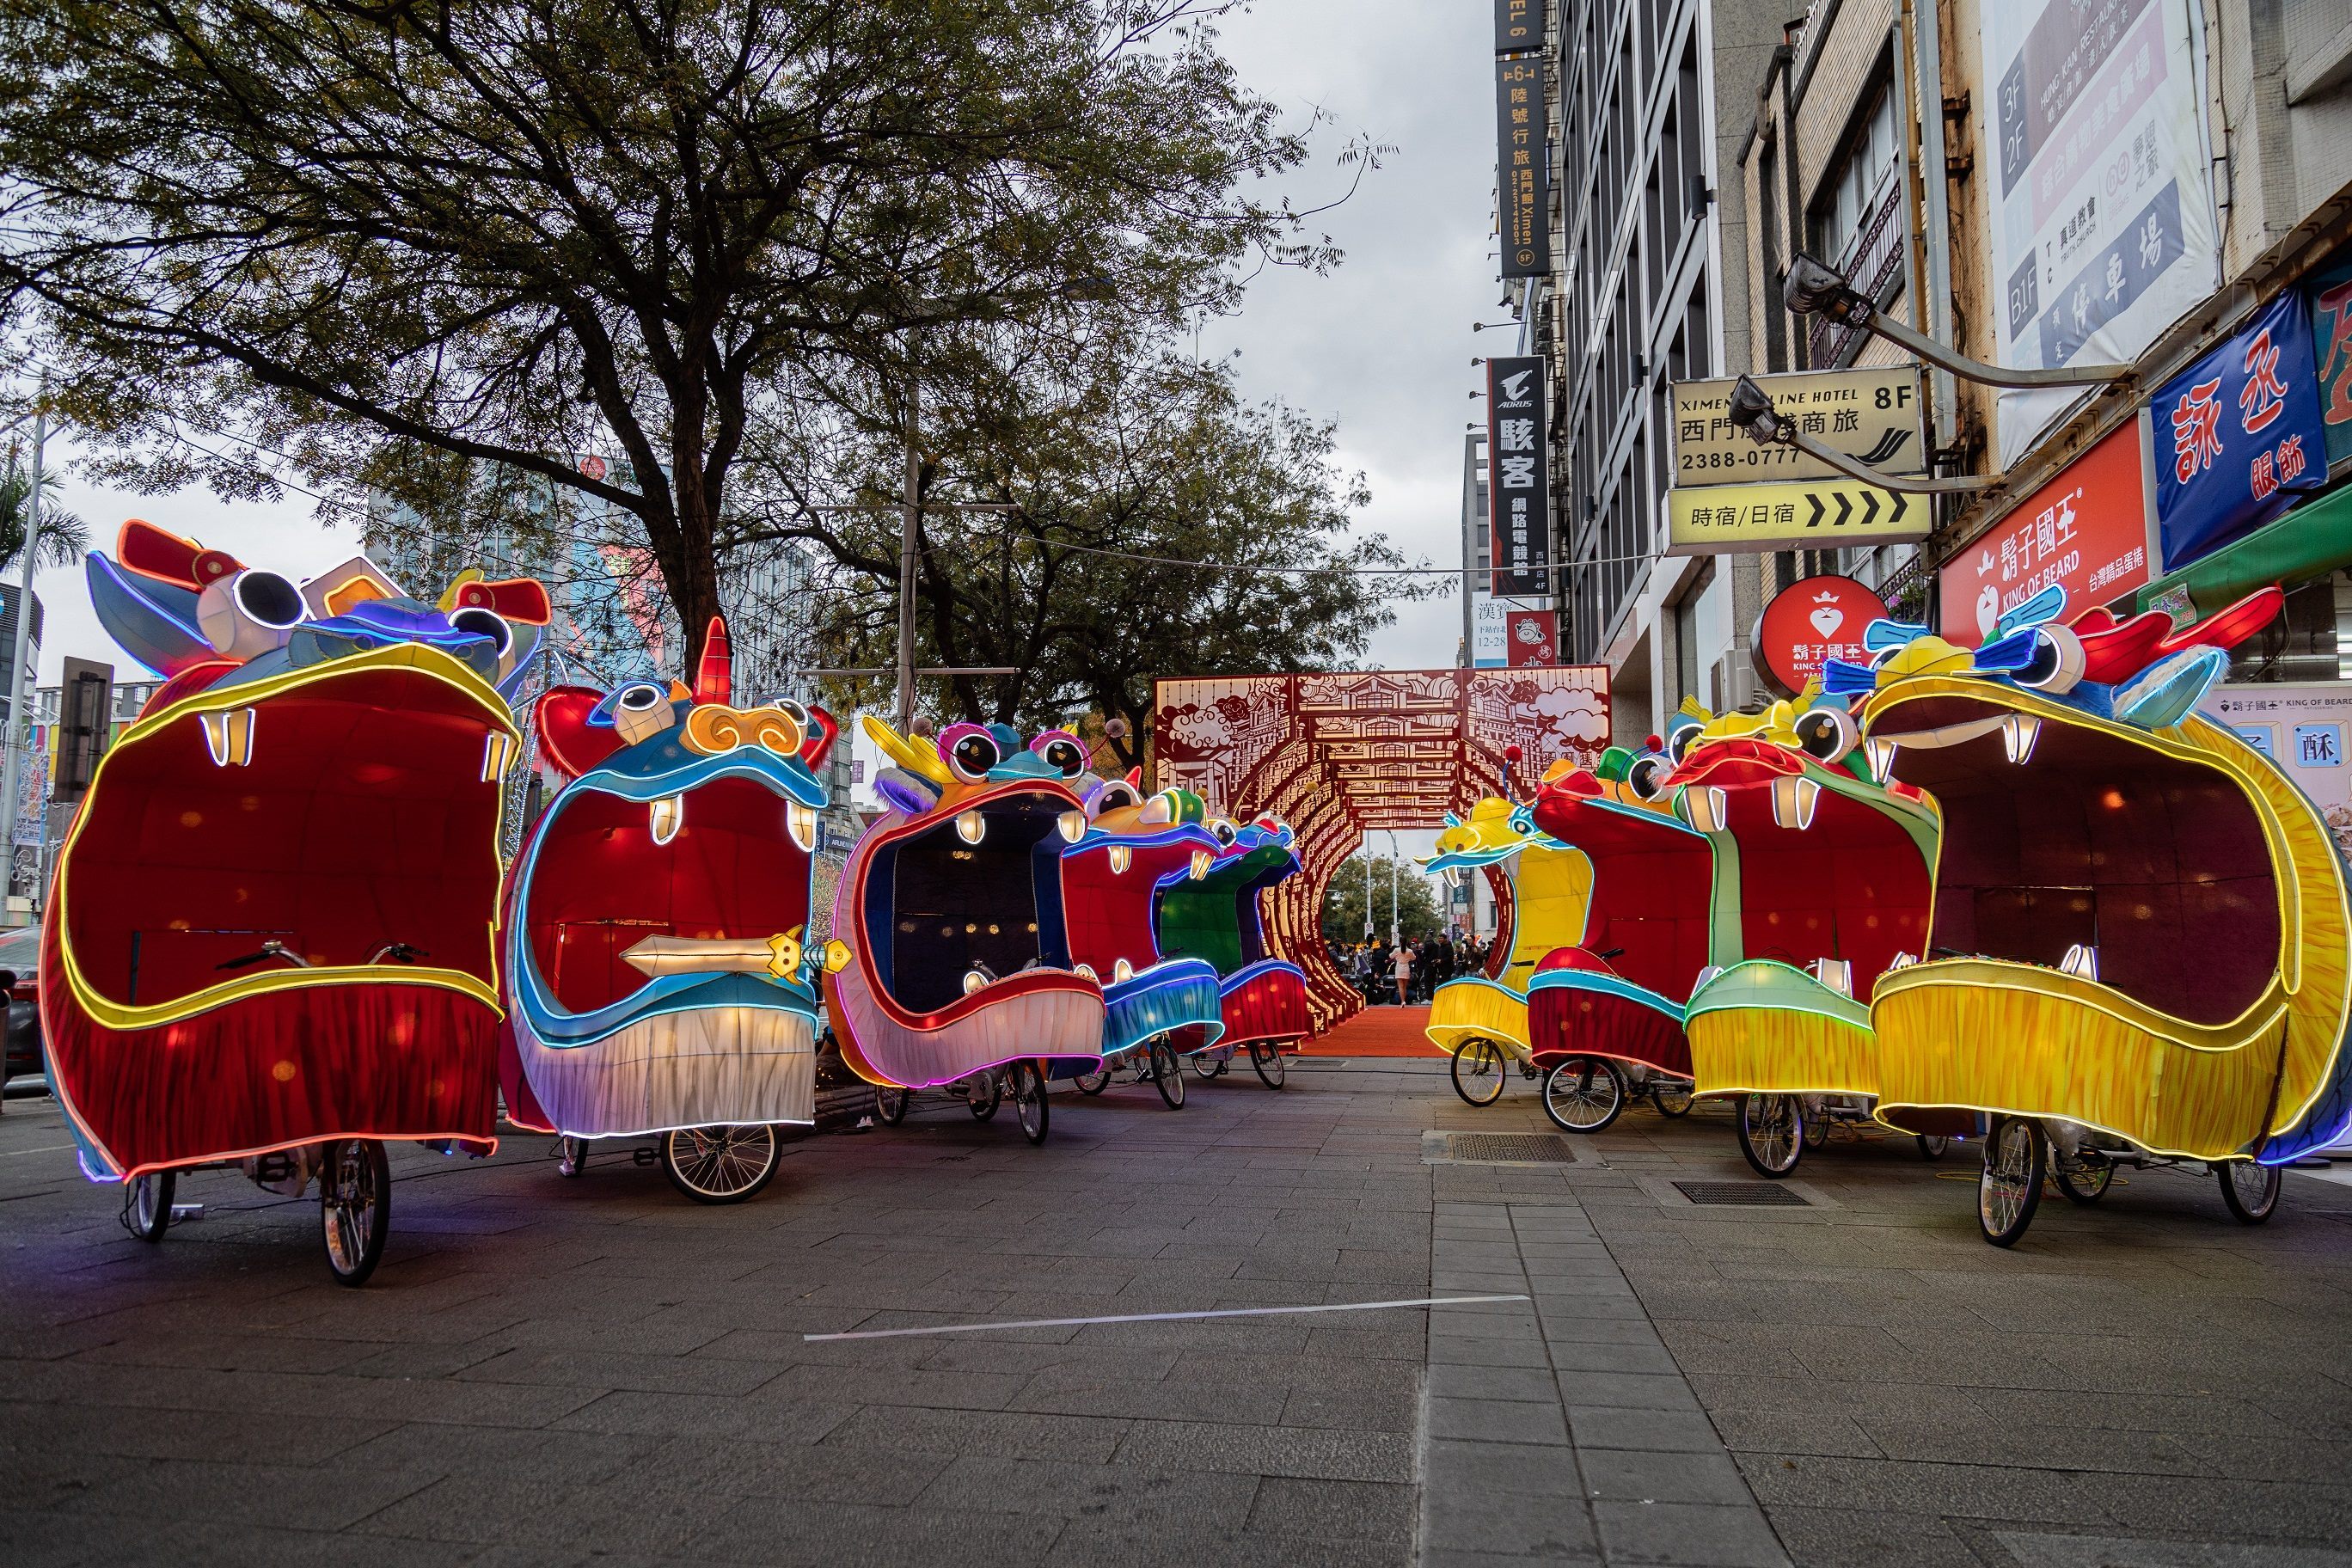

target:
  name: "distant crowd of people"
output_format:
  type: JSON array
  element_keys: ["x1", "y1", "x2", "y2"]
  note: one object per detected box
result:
[{"x1": 1326, "y1": 932, "x2": 1495, "y2": 1006}]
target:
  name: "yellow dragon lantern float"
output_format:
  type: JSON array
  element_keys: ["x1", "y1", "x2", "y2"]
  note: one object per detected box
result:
[{"x1": 1848, "y1": 584, "x2": 2351, "y2": 1244}]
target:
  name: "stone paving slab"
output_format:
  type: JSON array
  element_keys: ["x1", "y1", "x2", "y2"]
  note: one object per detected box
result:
[{"x1": 4, "y1": 1056, "x2": 2352, "y2": 1565}]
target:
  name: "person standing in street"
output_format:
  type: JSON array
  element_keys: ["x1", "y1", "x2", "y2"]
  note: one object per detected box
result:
[{"x1": 1392, "y1": 941, "x2": 1412, "y2": 1007}]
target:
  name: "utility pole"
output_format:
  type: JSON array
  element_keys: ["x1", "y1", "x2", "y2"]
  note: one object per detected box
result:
[
  {"x1": 897, "y1": 373, "x2": 920, "y2": 733},
  {"x1": 0, "y1": 383, "x2": 45, "y2": 918},
  {"x1": 1362, "y1": 849, "x2": 1373, "y2": 941}
]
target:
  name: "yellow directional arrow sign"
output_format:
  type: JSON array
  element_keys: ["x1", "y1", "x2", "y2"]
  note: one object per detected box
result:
[{"x1": 1665, "y1": 477, "x2": 1927, "y2": 557}]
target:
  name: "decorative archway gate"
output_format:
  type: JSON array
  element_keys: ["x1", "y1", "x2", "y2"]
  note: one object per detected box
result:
[{"x1": 1152, "y1": 667, "x2": 1611, "y2": 1032}]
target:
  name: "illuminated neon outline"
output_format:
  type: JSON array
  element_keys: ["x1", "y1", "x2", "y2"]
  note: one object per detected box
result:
[{"x1": 49, "y1": 642, "x2": 515, "y2": 1031}]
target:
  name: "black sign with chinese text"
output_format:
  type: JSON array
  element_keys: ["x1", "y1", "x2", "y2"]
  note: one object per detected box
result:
[
  {"x1": 1486, "y1": 357, "x2": 1552, "y2": 597},
  {"x1": 1495, "y1": 0, "x2": 1540, "y2": 52},
  {"x1": 1496, "y1": 58, "x2": 1550, "y2": 279}
]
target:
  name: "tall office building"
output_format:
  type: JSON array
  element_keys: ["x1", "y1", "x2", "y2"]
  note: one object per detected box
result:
[{"x1": 1506, "y1": 0, "x2": 1785, "y2": 740}]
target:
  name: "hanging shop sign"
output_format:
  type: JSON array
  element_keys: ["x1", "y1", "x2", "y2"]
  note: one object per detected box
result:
[
  {"x1": 1494, "y1": 0, "x2": 1540, "y2": 52},
  {"x1": 1665, "y1": 478, "x2": 1923, "y2": 556},
  {"x1": 1980, "y1": 0, "x2": 2221, "y2": 463},
  {"x1": 1496, "y1": 57, "x2": 1550, "y2": 279},
  {"x1": 1751, "y1": 575, "x2": 1889, "y2": 696},
  {"x1": 1472, "y1": 592, "x2": 1510, "y2": 667},
  {"x1": 1486, "y1": 357, "x2": 1553, "y2": 594},
  {"x1": 2154, "y1": 291, "x2": 2327, "y2": 573},
  {"x1": 1505, "y1": 609, "x2": 1559, "y2": 667},
  {"x1": 2204, "y1": 683, "x2": 2352, "y2": 860},
  {"x1": 2311, "y1": 256, "x2": 2352, "y2": 469},
  {"x1": 1936, "y1": 417, "x2": 2153, "y2": 646},
  {"x1": 1670, "y1": 367, "x2": 1926, "y2": 486}
]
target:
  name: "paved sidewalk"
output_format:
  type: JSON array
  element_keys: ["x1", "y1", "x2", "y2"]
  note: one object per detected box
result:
[{"x1": 3, "y1": 1057, "x2": 2351, "y2": 1566}]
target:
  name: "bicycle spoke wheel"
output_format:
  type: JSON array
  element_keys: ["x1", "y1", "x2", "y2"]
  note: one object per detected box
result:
[
  {"x1": 1149, "y1": 1039, "x2": 1186, "y2": 1109},
  {"x1": 661, "y1": 1124, "x2": 781, "y2": 1204},
  {"x1": 1737, "y1": 1094, "x2": 1803, "y2": 1177},
  {"x1": 321, "y1": 1139, "x2": 390, "y2": 1286},
  {"x1": 1542, "y1": 1056, "x2": 1625, "y2": 1133},
  {"x1": 965, "y1": 1071, "x2": 1001, "y2": 1121},
  {"x1": 125, "y1": 1170, "x2": 174, "y2": 1243},
  {"x1": 1449, "y1": 1038, "x2": 1508, "y2": 1106},
  {"x1": 2216, "y1": 1160, "x2": 2282, "y2": 1224},
  {"x1": 1013, "y1": 1063, "x2": 1050, "y2": 1146},
  {"x1": 2055, "y1": 1155, "x2": 2113, "y2": 1204},
  {"x1": 1978, "y1": 1117, "x2": 2044, "y2": 1246},
  {"x1": 1249, "y1": 1040, "x2": 1288, "y2": 1089}
]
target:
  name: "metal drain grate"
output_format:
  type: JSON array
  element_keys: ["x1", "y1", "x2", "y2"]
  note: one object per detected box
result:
[
  {"x1": 1446, "y1": 1133, "x2": 1578, "y2": 1164},
  {"x1": 1673, "y1": 1180, "x2": 1810, "y2": 1207}
]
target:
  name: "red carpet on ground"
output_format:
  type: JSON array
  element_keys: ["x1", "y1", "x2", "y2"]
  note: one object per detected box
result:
[{"x1": 1298, "y1": 1004, "x2": 1438, "y2": 1057}]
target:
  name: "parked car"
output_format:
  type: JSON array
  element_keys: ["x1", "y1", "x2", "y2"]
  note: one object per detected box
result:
[{"x1": 0, "y1": 923, "x2": 45, "y2": 1093}]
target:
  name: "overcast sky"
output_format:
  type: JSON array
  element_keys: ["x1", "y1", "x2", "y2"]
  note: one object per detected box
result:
[
  {"x1": 1201, "y1": 0, "x2": 1493, "y2": 674},
  {"x1": 25, "y1": 2, "x2": 1485, "y2": 861}
]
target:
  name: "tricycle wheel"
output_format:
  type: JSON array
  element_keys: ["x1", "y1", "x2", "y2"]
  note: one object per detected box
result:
[
  {"x1": 1651, "y1": 1081, "x2": 1694, "y2": 1118},
  {"x1": 125, "y1": 1171, "x2": 174, "y2": 1243},
  {"x1": 1192, "y1": 1052, "x2": 1223, "y2": 1081},
  {"x1": 1011, "y1": 1063, "x2": 1050, "y2": 1146},
  {"x1": 1449, "y1": 1038, "x2": 1508, "y2": 1106},
  {"x1": 1148, "y1": 1039, "x2": 1186, "y2": 1109},
  {"x1": 1915, "y1": 1135, "x2": 1950, "y2": 1161},
  {"x1": 2055, "y1": 1155, "x2": 2112, "y2": 1204},
  {"x1": 1541, "y1": 1056, "x2": 1626, "y2": 1133},
  {"x1": 2215, "y1": 1161, "x2": 2282, "y2": 1225},
  {"x1": 1073, "y1": 1067, "x2": 1111, "y2": 1096},
  {"x1": 874, "y1": 1084, "x2": 910, "y2": 1124},
  {"x1": 1249, "y1": 1040, "x2": 1288, "y2": 1089},
  {"x1": 1978, "y1": 1116, "x2": 2044, "y2": 1246},
  {"x1": 557, "y1": 1136, "x2": 587, "y2": 1177},
  {"x1": 661, "y1": 1124, "x2": 781, "y2": 1204},
  {"x1": 1736, "y1": 1094, "x2": 1803, "y2": 1177},
  {"x1": 965, "y1": 1071, "x2": 1001, "y2": 1121},
  {"x1": 1802, "y1": 1099, "x2": 1831, "y2": 1150},
  {"x1": 322, "y1": 1139, "x2": 391, "y2": 1286}
]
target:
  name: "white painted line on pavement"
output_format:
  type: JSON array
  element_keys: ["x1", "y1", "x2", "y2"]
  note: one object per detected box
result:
[
  {"x1": 0, "y1": 1142, "x2": 74, "y2": 1158},
  {"x1": 805, "y1": 1292, "x2": 1530, "y2": 1342}
]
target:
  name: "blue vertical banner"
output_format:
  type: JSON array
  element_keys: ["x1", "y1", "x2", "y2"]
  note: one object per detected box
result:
[{"x1": 2154, "y1": 291, "x2": 2327, "y2": 572}]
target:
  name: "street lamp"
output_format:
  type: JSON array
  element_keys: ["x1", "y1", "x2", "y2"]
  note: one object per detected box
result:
[
  {"x1": 1783, "y1": 254, "x2": 2131, "y2": 389},
  {"x1": 1725, "y1": 374, "x2": 1997, "y2": 494}
]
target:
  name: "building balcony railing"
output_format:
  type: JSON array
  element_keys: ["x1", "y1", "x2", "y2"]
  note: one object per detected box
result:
[{"x1": 1806, "y1": 178, "x2": 1906, "y2": 369}]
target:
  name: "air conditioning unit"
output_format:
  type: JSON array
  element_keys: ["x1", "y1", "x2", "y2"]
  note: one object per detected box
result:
[{"x1": 1709, "y1": 653, "x2": 1756, "y2": 715}]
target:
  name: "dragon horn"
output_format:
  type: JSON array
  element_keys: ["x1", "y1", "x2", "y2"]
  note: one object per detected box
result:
[
  {"x1": 861, "y1": 714, "x2": 952, "y2": 786},
  {"x1": 692, "y1": 617, "x2": 731, "y2": 707}
]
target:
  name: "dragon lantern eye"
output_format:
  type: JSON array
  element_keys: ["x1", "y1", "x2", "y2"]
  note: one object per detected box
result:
[
  {"x1": 1041, "y1": 738, "x2": 1086, "y2": 778},
  {"x1": 616, "y1": 682, "x2": 665, "y2": 712},
  {"x1": 2013, "y1": 624, "x2": 2087, "y2": 694},
  {"x1": 1090, "y1": 781, "x2": 1139, "y2": 817},
  {"x1": 771, "y1": 698, "x2": 811, "y2": 728},
  {"x1": 1626, "y1": 756, "x2": 1666, "y2": 800},
  {"x1": 450, "y1": 606, "x2": 512, "y2": 658},
  {"x1": 1793, "y1": 707, "x2": 1859, "y2": 763},
  {"x1": 1211, "y1": 818, "x2": 1239, "y2": 847},
  {"x1": 1667, "y1": 726, "x2": 1700, "y2": 764},
  {"x1": 949, "y1": 732, "x2": 1001, "y2": 781}
]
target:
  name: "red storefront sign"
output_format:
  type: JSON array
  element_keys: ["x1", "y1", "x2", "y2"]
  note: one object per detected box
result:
[
  {"x1": 1505, "y1": 609, "x2": 1558, "y2": 666},
  {"x1": 1937, "y1": 420, "x2": 2154, "y2": 647},
  {"x1": 1754, "y1": 575, "x2": 1887, "y2": 695}
]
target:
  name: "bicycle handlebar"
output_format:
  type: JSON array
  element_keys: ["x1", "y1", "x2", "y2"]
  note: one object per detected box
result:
[{"x1": 216, "y1": 940, "x2": 309, "y2": 971}]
